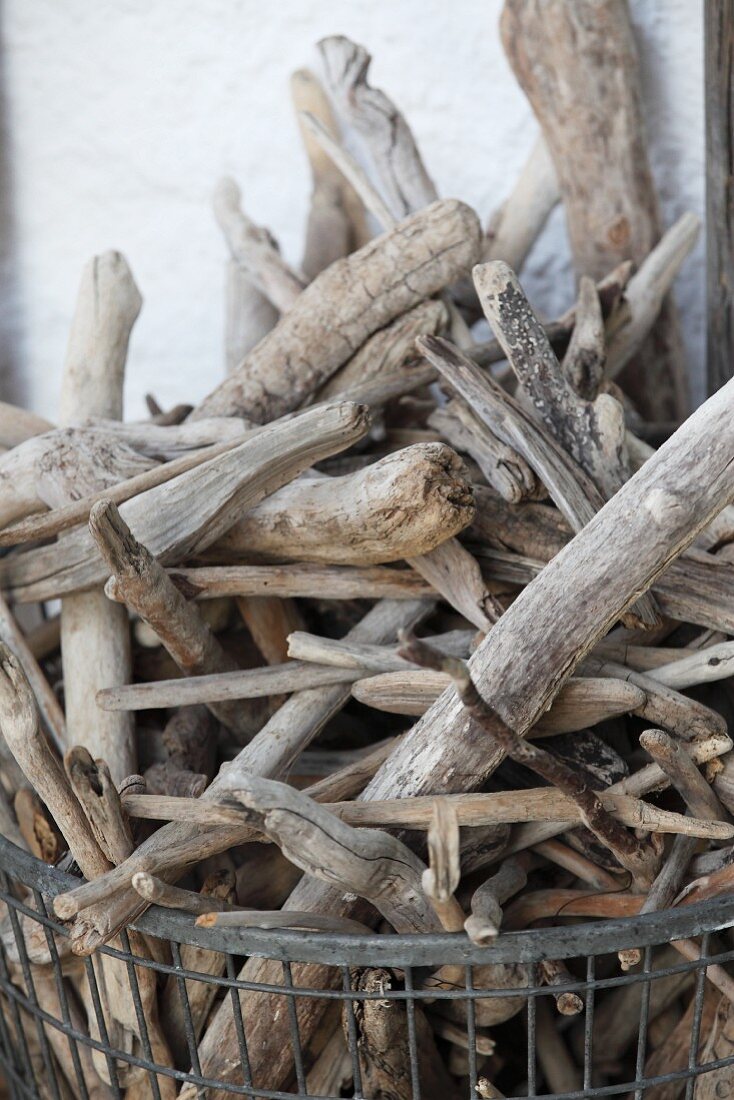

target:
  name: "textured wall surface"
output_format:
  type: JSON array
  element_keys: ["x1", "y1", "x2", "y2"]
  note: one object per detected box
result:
[{"x1": 0, "y1": 0, "x2": 704, "y2": 419}]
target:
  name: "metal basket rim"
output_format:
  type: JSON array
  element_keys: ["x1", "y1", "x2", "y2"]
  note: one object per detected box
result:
[{"x1": 2, "y1": 835, "x2": 733, "y2": 966}]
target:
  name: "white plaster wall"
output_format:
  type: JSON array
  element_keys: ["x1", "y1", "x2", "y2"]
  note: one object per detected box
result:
[{"x1": 0, "y1": 0, "x2": 705, "y2": 420}]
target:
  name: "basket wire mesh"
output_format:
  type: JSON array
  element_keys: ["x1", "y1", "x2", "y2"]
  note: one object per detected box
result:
[{"x1": 0, "y1": 836, "x2": 733, "y2": 1100}]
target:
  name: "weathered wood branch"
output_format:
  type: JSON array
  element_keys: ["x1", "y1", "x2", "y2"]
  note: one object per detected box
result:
[
  {"x1": 58, "y1": 251, "x2": 140, "y2": 782},
  {"x1": 1, "y1": 401, "x2": 371, "y2": 600},
  {"x1": 206, "y1": 443, "x2": 475, "y2": 566},
  {"x1": 90, "y1": 499, "x2": 260, "y2": 738},
  {"x1": 500, "y1": 0, "x2": 689, "y2": 419},
  {"x1": 464, "y1": 857, "x2": 527, "y2": 943},
  {"x1": 318, "y1": 35, "x2": 438, "y2": 219}
]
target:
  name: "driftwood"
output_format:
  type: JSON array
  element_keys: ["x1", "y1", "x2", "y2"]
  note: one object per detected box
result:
[
  {"x1": 190, "y1": 198, "x2": 480, "y2": 421},
  {"x1": 206, "y1": 443, "x2": 475, "y2": 566},
  {"x1": 291, "y1": 68, "x2": 367, "y2": 277},
  {"x1": 500, "y1": 0, "x2": 688, "y2": 420},
  {"x1": 161, "y1": 563, "x2": 433, "y2": 602},
  {"x1": 1, "y1": 401, "x2": 371, "y2": 600},
  {"x1": 464, "y1": 857, "x2": 527, "y2": 943},
  {"x1": 58, "y1": 252, "x2": 140, "y2": 783},
  {"x1": 90, "y1": 499, "x2": 261, "y2": 738},
  {"x1": 318, "y1": 35, "x2": 437, "y2": 220}
]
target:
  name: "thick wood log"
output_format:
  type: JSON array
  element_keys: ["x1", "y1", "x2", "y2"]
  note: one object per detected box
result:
[
  {"x1": 500, "y1": 0, "x2": 688, "y2": 420},
  {"x1": 190, "y1": 199, "x2": 480, "y2": 421}
]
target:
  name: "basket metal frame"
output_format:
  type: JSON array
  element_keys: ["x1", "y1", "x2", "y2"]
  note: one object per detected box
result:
[{"x1": 1, "y1": 835, "x2": 733, "y2": 1100}]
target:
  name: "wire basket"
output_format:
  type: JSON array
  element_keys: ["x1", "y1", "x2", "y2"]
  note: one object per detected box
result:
[{"x1": 0, "y1": 835, "x2": 733, "y2": 1100}]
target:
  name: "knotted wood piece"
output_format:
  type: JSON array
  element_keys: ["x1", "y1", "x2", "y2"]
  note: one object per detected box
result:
[
  {"x1": 90, "y1": 499, "x2": 261, "y2": 739},
  {"x1": 1, "y1": 401, "x2": 371, "y2": 601},
  {"x1": 58, "y1": 251, "x2": 141, "y2": 782},
  {"x1": 500, "y1": 0, "x2": 689, "y2": 420},
  {"x1": 190, "y1": 198, "x2": 481, "y2": 422}
]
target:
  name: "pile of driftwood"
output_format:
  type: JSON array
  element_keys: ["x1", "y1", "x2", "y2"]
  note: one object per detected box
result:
[{"x1": 1, "y1": 5, "x2": 733, "y2": 1099}]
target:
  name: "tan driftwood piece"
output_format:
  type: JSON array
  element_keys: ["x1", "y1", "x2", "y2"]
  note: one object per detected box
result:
[
  {"x1": 1, "y1": 401, "x2": 371, "y2": 600},
  {"x1": 207, "y1": 443, "x2": 475, "y2": 566},
  {"x1": 212, "y1": 177, "x2": 306, "y2": 311},
  {"x1": 159, "y1": 870, "x2": 237, "y2": 1069},
  {"x1": 13, "y1": 788, "x2": 61, "y2": 862},
  {"x1": 500, "y1": 0, "x2": 688, "y2": 420},
  {"x1": 428, "y1": 399, "x2": 540, "y2": 503},
  {"x1": 604, "y1": 212, "x2": 701, "y2": 382},
  {"x1": 161, "y1": 563, "x2": 433, "y2": 602},
  {"x1": 318, "y1": 35, "x2": 438, "y2": 219},
  {"x1": 640, "y1": 729, "x2": 730, "y2": 824},
  {"x1": 398, "y1": 633, "x2": 660, "y2": 888},
  {"x1": 291, "y1": 68, "x2": 368, "y2": 276},
  {"x1": 471, "y1": 262, "x2": 659, "y2": 627},
  {"x1": 220, "y1": 774, "x2": 441, "y2": 934},
  {"x1": 421, "y1": 800, "x2": 465, "y2": 933},
  {"x1": 90, "y1": 499, "x2": 259, "y2": 738},
  {"x1": 562, "y1": 275, "x2": 606, "y2": 400},
  {"x1": 484, "y1": 135, "x2": 559, "y2": 269},
  {"x1": 318, "y1": 299, "x2": 447, "y2": 401},
  {"x1": 190, "y1": 198, "x2": 480, "y2": 421},
  {"x1": 0, "y1": 593, "x2": 66, "y2": 751},
  {"x1": 464, "y1": 857, "x2": 527, "y2": 943},
  {"x1": 58, "y1": 252, "x2": 140, "y2": 782},
  {"x1": 407, "y1": 539, "x2": 501, "y2": 630},
  {"x1": 52, "y1": 599, "x2": 430, "y2": 931}
]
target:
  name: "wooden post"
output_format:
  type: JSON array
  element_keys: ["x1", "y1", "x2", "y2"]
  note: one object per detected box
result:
[{"x1": 706, "y1": 0, "x2": 734, "y2": 394}]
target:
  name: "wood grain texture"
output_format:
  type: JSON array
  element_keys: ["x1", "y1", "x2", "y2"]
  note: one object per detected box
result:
[
  {"x1": 706, "y1": 0, "x2": 734, "y2": 395},
  {"x1": 500, "y1": 0, "x2": 688, "y2": 420}
]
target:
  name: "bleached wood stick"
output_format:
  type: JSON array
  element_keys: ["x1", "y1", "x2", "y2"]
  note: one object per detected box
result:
[
  {"x1": 500, "y1": 0, "x2": 689, "y2": 421},
  {"x1": 287, "y1": 628, "x2": 472, "y2": 671},
  {"x1": 605, "y1": 213, "x2": 701, "y2": 381},
  {"x1": 484, "y1": 135, "x2": 559, "y2": 269},
  {"x1": 0, "y1": 648, "x2": 109, "y2": 880},
  {"x1": 472, "y1": 261, "x2": 659, "y2": 627},
  {"x1": 222, "y1": 774, "x2": 441, "y2": 934},
  {"x1": 0, "y1": 441, "x2": 223, "y2": 547},
  {"x1": 120, "y1": 787, "x2": 731, "y2": 841},
  {"x1": 291, "y1": 69, "x2": 367, "y2": 276},
  {"x1": 539, "y1": 958, "x2": 584, "y2": 1016},
  {"x1": 408, "y1": 539, "x2": 501, "y2": 630},
  {"x1": 223, "y1": 257, "x2": 278, "y2": 368},
  {"x1": 0, "y1": 593, "x2": 65, "y2": 752},
  {"x1": 429, "y1": 399, "x2": 540, "y2": 504},
  {"x1": 161, "y1": 563, "x2": 433, "y2": 601},
  {"x1": 64, "y1": 747, "x2": 133, "y2": 866},
  {"x1": 618, "y1": 832, "x2": 697, "y2": 970},
  {"x1": 562, "y1": 275, "x2": 606, "y2": 400},
  {"x1": 643, "y1": 638, "x2": 734, "y2": 689},
  {"x1": 533, "y1": 838, "x2": 620, "y2": 890},
  {"x1": 422, "y1": 800, "x2": 465, "y2": 933},
  {"x1": 351, "y1": 670, "x2": 644, "y2": 730},
  {"x1": 464, "y1": 857, "x2": 527, "y2": 943},
  {"x1": 90, "y1": 499, "x2": 260, "y2": 738},
  {"x1": 207, "y1": 442, "x2": 475, "y2": 566},
  {"x1": 58, "y1": 251, "x2": 140, "y2": 781},
  {"x1": 53, "y1": 599, "x2": 429, "y2": 938},
  {"x1": 318, "y1": 299, "x2": 447, "y2": 401},
  {"x1": 213, "y1": 177, "x2": 305, "y2": 311},
  {"x1": 318, "y1": 35, "x2": 438, "y2": 219},
  {"x1": 191, "y1": 198, "x2": 480, "y2": 421},
  {"x1": 640, "y1": 729, "x2": 730, "y2": 824},
  {"x1": 398, "y1": 633, "x2": 660, "y2": 888},
  {"x1": 1, "y1": 401, "x2": 371, "y2": 601},
  {"x1": 507, "y1": 732, "x2": 732, "y2": 857}
]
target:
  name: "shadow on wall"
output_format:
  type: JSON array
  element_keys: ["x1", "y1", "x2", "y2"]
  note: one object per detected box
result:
[{"x1": 0, "y1": 0, "x2": 23, "y2": 405}]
